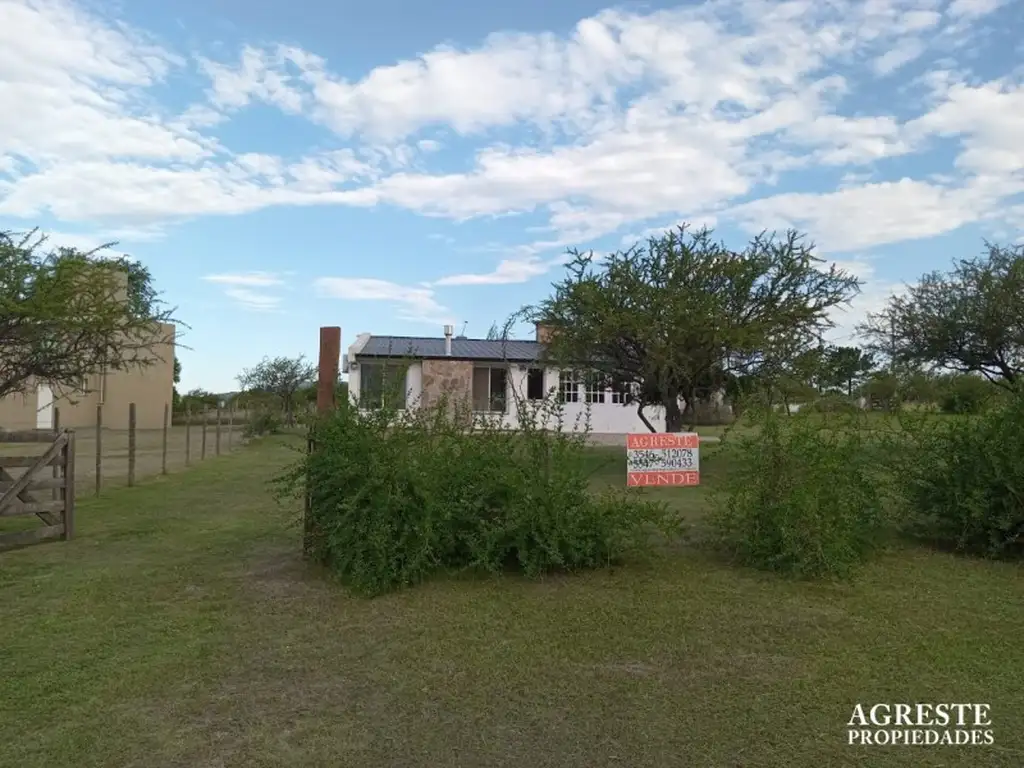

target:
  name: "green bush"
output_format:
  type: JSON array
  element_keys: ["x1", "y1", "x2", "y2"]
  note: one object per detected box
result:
[
  {"x1": 804, "y1": 394, "x2": 861, "y2": 414},
  {"x1": 244, "y1": 409, "x2": 282, "y2": 437},
  {"x1": 892, "y1": 391, "x2": 1024, "y2": 557},
  {"x1": 709, "y1": 411, "x2": 888, "y2": 579},
  {"x1": 276, "y1": 392, "x2": 673, "y2": 596},
  {"x1": 937, "y1": 374, "x2": 993, "y2": 415}
]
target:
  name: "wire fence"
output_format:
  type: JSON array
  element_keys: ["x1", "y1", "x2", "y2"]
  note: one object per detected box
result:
[{"x1": 3, "y1": 403, "x2": 250, "y2": 495}]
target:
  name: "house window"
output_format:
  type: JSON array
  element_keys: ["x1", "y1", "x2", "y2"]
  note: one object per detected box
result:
[
  {"x1": 526, "y1": 368, "x2": 545, "y2": 400},
  {"x1": 611, "y1": 377, "x2": 633, "y2": 404},
  {"x1": 584, "y1": 371, "x2": 606, "y2": 403},
  {"x1": 360, "y1": 362, "x2": 408, "y2": 409},
  {"x1": 558, "y1": 370, "x2": 580, "y2": 403},
  {"x1": 472, "y1": 366, "x2": 508, "y2": 412}
]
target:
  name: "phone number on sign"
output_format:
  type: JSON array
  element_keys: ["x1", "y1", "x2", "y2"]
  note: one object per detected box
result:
[{"x1": 626, "y1": 448, "x2": 696, "y2": 471}]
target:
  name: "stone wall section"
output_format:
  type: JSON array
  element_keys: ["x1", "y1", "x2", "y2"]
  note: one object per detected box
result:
[{"x1": 421, "y1": 360, "x2": 474, "y2": 423}]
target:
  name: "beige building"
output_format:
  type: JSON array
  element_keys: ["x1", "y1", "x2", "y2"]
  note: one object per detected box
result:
[
  {"x1": 0, "y1": 262, "x2": 177, "y2": 432},
  {"x1": 0, "y1": 322, "x2": 175, "y2": 432}
]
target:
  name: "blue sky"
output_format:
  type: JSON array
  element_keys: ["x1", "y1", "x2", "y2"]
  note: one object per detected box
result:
[{"x1": 1, "y1": 0, "x2": 1022, "y2": 392}]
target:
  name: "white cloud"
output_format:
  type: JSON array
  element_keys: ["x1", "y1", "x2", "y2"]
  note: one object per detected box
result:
[
  {"x1": 203, "y1": 272, "x2": 287, "y2": 310},
  {"x1": 905, "y1": 77, "x2": 1024, "y2": 176},
  {"x1": 433, "y1": 256, "x2": 555, "y2": 286},
  {"x1": 0, "y1": 0, "x2": 1020, "y2": 261},
  {"x1": 873, "y1": 38, "x2": 927, "y2": 75},
  {"x1": 202, "y1": 272, "x2": 285, "y2": 287},
  {"x1": 947, "y1": 0, "x2": 1007, "y2": 19},
  {"x1": 0, "y1": 0, "x2": 204, "y2": 166},
  {"x1": 313, "y1": 277, "x2": 453, "y2": 323},
  {"x1": 198, "y1": 45, "x2": 307, "y2": 114},
  {"x1": 222, "y1": 287, "x2": 282, "y2": 311},
  {"x1": 727, "y1": 177, "x2": 1007, "y2": 251}
]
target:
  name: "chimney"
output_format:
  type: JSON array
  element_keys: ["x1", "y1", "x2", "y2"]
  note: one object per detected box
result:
[
  {"x1": 535, "y1": 322, "x2": 556, "y2": 344},
  {"x1": 443, "y1": 324, "x2": 454, "y2": 356}
]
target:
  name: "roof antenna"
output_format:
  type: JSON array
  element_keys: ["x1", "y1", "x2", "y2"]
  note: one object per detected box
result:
[{"x1": 456, "y1": 321, "x2": 468, "y2": 339}]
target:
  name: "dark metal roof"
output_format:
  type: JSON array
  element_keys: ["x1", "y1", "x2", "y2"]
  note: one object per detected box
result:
[{"x1": 357, "y1": 335, "x2": 546, "y2": 363}]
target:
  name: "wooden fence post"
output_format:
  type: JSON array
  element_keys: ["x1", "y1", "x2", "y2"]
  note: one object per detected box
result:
[
  {"x1": 201, "y1": 410, "x2": 207, "y2": 460},
  {"x1": 62, "y1": 430, "x2": 76, "y2": 540},
  {"x1": 227, "y1": 403, "x2": 234, "y2": 451},
  {"x1": 162, "y1": 403, "x2": 169, "y2": 475},
  {"x1": 52, "y1": 407, "x2": 61, "y2": 502},
  {"x1": 95, "y1": 404, "x2": 103, "y2": 496},
  {"x1": 128, "y1": 402, "x2": 136, "y2": 487},
  {"x1": 185, "y1": 407, "x2": 192, "y2": 467},
  {"x1": 215, "y1": 405, "x2": 222, "y2": 456}
]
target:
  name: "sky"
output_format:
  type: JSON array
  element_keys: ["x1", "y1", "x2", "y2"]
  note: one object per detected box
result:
[{"x1": 1, "y1": 0, "x2": 1022, "y2": 392}]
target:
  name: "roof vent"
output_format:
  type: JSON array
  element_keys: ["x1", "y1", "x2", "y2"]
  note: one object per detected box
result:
[{"x1": 443, "y1": 324, "x2": 453, "y2": 356}]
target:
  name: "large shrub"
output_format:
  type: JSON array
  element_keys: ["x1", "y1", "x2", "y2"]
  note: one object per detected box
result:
[
  {"x1": 936, "y1": 374, "x2": 994, "y2": 415},
  {"x1": 709, "y1": 410, "x2": 889, "y2": 579},
  {"x1": 892, "y1": 390, "x2": 1024, "y2": 557},
  {"x1": 244, "y1": 408, "x2": 282, "y2": 437},
  {"x1": 277, "y1": 392, "x2": 672, "y2": 596}
]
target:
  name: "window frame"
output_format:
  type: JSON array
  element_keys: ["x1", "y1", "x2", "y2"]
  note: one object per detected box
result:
[
  {"x1": 525, "y1": 367, "x2": 546, "y2": 400},
  {"x1": 584, "y1": 371, "x2": 607, "y2": 404},
  {"x1": 610, "y1": 377, "x2": 634, "y2": 405},
  {"x1": 359, "y1": 361, "x2": 409, "y2": 410},
  {"x1": 472, "y1": 365, "x2": 509, "y2": 413},
  {"x1": 558, "y1": 369, "x2": 580, "y2": 403}
]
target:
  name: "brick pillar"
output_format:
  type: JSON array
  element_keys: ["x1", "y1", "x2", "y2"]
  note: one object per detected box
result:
[
  {"x1": 535, "y1": 323, "x2": 557, "y2": 343},
  {"x1": 317, "y1": 327, "x2": 341, "y2": 414}
]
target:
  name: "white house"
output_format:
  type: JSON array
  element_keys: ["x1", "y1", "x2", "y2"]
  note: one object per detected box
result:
[{"x1": 343, "y1": 323, "x2": 722, "y2": 435}]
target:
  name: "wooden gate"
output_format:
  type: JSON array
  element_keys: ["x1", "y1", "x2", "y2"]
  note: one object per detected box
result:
[{"x1": 0, "y1": 429, "x2": 76, "y2": 552}]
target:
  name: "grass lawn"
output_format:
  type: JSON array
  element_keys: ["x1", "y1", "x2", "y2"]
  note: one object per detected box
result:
[{"x1": 1, "y1": 436, "x2": 1022, "y2": 767}]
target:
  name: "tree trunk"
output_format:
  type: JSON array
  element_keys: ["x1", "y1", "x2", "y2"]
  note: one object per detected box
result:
[
  {"x1": 636, "y1": 403, "x2": 657, "y2": 433},
  {"x1": 665, "y1": 396, "x2": 685, "y2": 433}
]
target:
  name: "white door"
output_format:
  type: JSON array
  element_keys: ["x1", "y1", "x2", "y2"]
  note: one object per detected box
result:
[{"x1": 36, "y1": 384, "x2": 53, "y2": 429}]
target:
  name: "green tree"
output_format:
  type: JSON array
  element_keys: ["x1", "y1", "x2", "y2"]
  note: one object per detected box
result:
[
  {"x1": 301, "y1": 380, "x2": 348, "y2": 406},
  {"x1": 532, "y1": 226, "x2": 860, "y2": 431},
  {"x1": 178, "y1": 388, "x2": 219, "y2": 413},
  {"x1": 822, "y1": 345, "x2": 876, "y2": 396},
  {"x1": 172, "y1": 356, "x2": 183, "y2": 410},
  {"x1": 0, "y1": 230, "x2": 177, "y2": 400},
  {"x1": 860, "y1": 242, "x2": 1024, "y2": 388},
  {"x1": 899, "y1": 369, "x2": 940, "y2": 405},
  {"x1": 237, "y1": 355, "x2": 316, "y2": 425}
]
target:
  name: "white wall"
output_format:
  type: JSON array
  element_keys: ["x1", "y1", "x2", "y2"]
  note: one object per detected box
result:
[
  {"x1": 347, "y1": 358, "x2": 727, "y2": 434},
  {"x1": 36, "y1": 384, "x2": 53, "y2": 429},
  {"x1": 487, "y1": 366, "x2": 668, "y2": 434}
]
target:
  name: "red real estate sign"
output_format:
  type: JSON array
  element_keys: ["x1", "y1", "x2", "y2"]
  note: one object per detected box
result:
[{"x1": 626, "y1": 432, "x2": 700, "y2": 487}]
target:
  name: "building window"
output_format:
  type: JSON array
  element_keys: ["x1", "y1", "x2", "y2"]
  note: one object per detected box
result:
[
  {"x1": 610, "y1": 377, "x2": 634, "y2": 404},
  {"x1": 360, "y1": 362, "x2": 408, "y2": 409},
  {"x1": 526, "y1": 368, "x2": 545, "y2": 400},
  {"x1": 584, "y1": 371, "x2": 607, "y2": 403},
  {"x1": 472, "y1": 366, "x2": 508, "y2": 412},
  {"x1": 558, "y1": 370, "x2": 580, "y2": 403}
]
